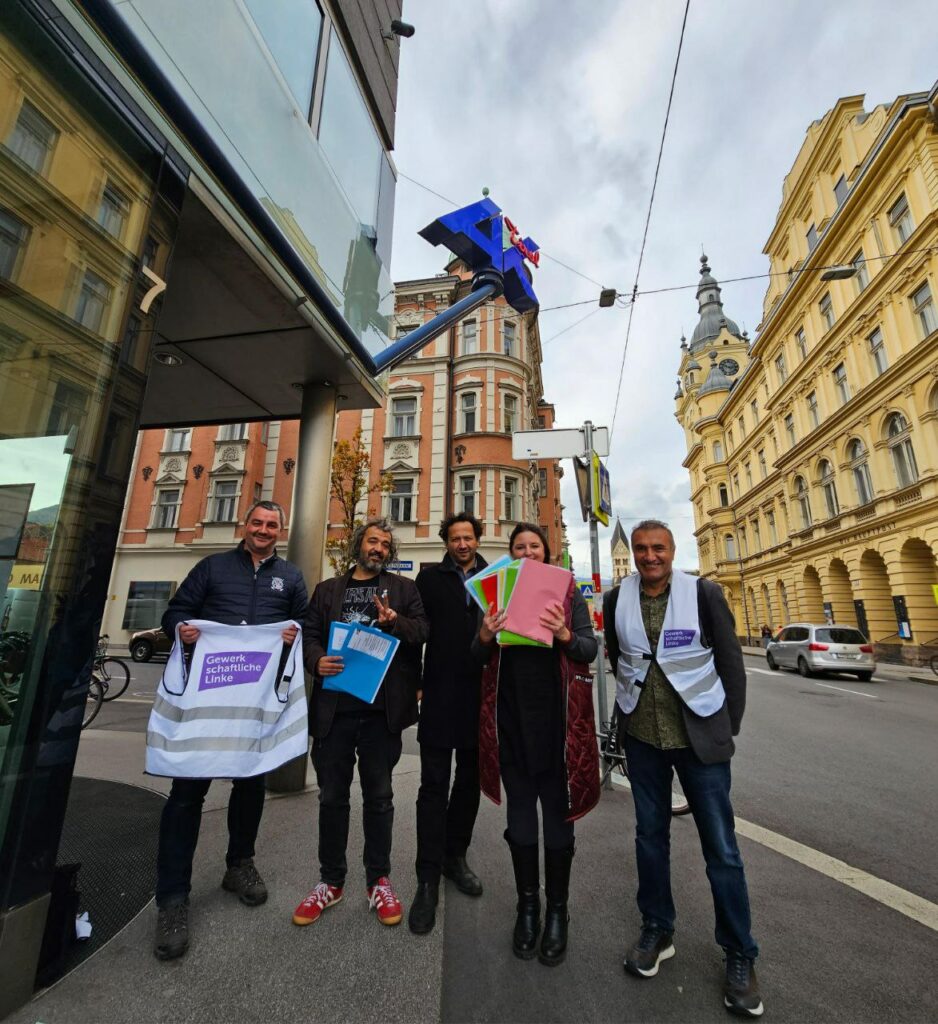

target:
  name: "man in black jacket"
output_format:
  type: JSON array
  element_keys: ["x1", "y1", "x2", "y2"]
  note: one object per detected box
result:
[
  {"x1": 154, "y1": 500, "x2": 307, "y2": 961},
  {"x1": 295, "y1": 518, "x2": 428, "y2": 929},
  {"x1": 603, "y1": 520, "x2": 763, "y2": 1018},
  {"x1": 408, "y1": 513, "x2": 487, "y2": 934}
]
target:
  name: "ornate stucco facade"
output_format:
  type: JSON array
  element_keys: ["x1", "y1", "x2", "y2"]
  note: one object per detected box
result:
[{"x1": 676, "y1": 84, "x2": 938, "y2": 662}]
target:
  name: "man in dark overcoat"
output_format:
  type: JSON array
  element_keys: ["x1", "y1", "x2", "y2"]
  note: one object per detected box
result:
[{"x1": 408, "y1": 512, "x2": 488, "y2": 934}]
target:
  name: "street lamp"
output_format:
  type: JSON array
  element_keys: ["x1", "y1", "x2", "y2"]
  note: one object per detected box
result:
[{"x1": 820, "y1": 264, "x2": 859, "y2": 281}]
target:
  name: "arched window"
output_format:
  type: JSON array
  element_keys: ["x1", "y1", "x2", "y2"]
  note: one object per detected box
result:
[
  {"x1": 718, "y1": 483, "x2": 729, "y2": 507},
  {"x1": 847, "y1": 438, "x2": 874, "y2": 505},
  {"x1": 724, "y1": 534, "x2": 736, "y2": 560},
  {"x1": 818, "y1": 459, "x2": 839, "y2": 518},
  {"x1": 794, "y1": 476, "x2": 812, "y2": 529},
  {"x1": 885, "y1": 413, "x2": 918, "y2": 487}
]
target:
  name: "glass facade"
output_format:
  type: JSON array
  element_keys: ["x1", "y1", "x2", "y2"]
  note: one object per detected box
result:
[{"x1": 0, "y1": 0, "x2": 178, "y2": 946}]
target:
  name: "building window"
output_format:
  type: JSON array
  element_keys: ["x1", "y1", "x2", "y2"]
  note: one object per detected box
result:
[
  {"x1": 868, "y1": 327, "x2": 888, "y2": 376},
  {"x1": 461, "y1": 320, "x2": 478, "y2": 355},
  {"x1": 886, "y1": 413, "x2": 918, "y2": 488},
  {"x1": 910, "y1": 282, "x2": 937, "y2": 338},
  {"x1": 142, "y1": 235, "x2": 159, "y2": 269},
  {"x1": 47, "y1": 380, "x2": 86, "y2": 436},
  {"x1": 744, "y1": 462, "x2": 752, "y2": 489},
  {"x1": 806, "y1": 223, "x2": 818, "y2": 251},
  {"x1": 503, "y1": 321, "x2": 516, "y2": 358},
  {"x1": 888, "y1": 193, "x2": 913, "y2": 245},
  {"x1": 254, "y1": 482, "x2": 263, "y2": 502},
  {"x1": 819, "y1": 292, "x2": 835, "y2": 331},
  {"x1": 758, "y1": 449, "x2": 767, "y2": 479},
  {"x1": 244, "y1": 0, "x2": 322, "y2": 116},
  {"x1": 750, "y1": 399, "x2": 759, "y2": 425},
  {"x1": 833, "y1": 174, "x2": 848, "y2": 207},
  {"x1": 774, "y1": 352, "x2": 788, "y2": 385},
  {"x1": 219, "y1": 423, "x2": 247, "y2": 441},
  {"x1": 794, "y1": 477, "x2": 811, "y2": 529},
  {"x1": 0, "y1": 207, "x2": 29, "y2": 280},
  {"x1": 460, "y1": 391, "x2": 477, "y2": 433},
  {"x1": 739, "y1": 525, "x2": 748, "y2": 557},
  {"x1": 154, "y1": 488, "x2": 180, "y2": 529},
  {"x1": 752, "y1": 518, "x2": 762, "y2": 551},
  {"x1": 737, "y1": 415, "x2": 745, "y2": 438},
  {"x1": 806, "y1": 391, "x2": 820, "y2": 428},
  {"x1": 727, "y1": 428, "x2": 735, "y2": 452},
  {"x1": 391, "y1": 396, "x2": 417, "y2": 437},
  {"x1": 713, "y1": 440, "x2": 724, "y2": 462},
  {"x1": 97, "y1": 180, "x2": 130, "y2": 240},
  {"x1": 503, "y1": 476, "x2": 519, "y2": 521},
  {"x1": 120, "y1": 314, "x2": 142, "y2": 367},
  {"x1": 852, "y1": 249, "x2": 869, "y2": 292},
  {"x1": 718, "y1": 483, "x2": 729, "y2": 507},
  {"x1": 211, "y1": 480, "x2": 239, "y2": 522},
  {"x1": 75, "y1": 269, "x2": 111, "y2": 333},
  {"x1": 538, "y1": 468, "x2": 548, "y2": 496},
  {"x1": 121, "y1": 581, "x2": 175, "y2": 631},
  {"x1": 503, "y1": 393, "x2": 518, "y2": 433},
  {"x1": 458, "y1": 475, "x2": 476, "y2": 516},
  {"x1": 767, "y1": 510, "x2": 778, "y2": 545},
  {"x1": 7, "y1": 100, "x2": 57, "y2": 173},
  {"x1": 818, "y1": 459, "x2": 839, "y2": 518},
  {"x1": 166, "y1": 428, "x2": 191, "y2": 452},
  {"x1": 724, "y1": 534, "x2": 736, "y2": 560},
  {"x1": 832, "y1": 363, "x2": 849, "y2": 406},
  {"x1": 848, "y1": 438, "x2": 874, "y2": 505},
  {"x1": 784, "y1": 413, "x2": 796, "y2": 448},
  {"x1": 732, "y1": 472, "x2": 740, "y2": 497},
  {"x1": 389, "y1": 478, "x2": 414, "y2": 522},
  {"x1": 794, "y1": 327, "x2": 807, "y2": 361}
]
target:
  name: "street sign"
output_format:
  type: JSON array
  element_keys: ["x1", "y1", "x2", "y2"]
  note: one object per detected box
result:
[
  {"x1": 573, "y1": 456, "x2": 590, "y2": 522},
  {"x1": 576, "y1": 579, "x2": 594, "y2": 601},
  {"x1": 386, "y1": 561, "x2": 413, "y2": 572},
  {"x1": 511, "y1": 426, "x2": 609, "y2": 461},
  {"x1": 932, "y1": 584, "x2": 938, "y2": 606},
  {"x1": 591, "y1": 453, "x2": 611, "y2": 527}
]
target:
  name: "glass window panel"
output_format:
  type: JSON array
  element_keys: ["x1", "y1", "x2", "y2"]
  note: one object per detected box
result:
[
  {"x1": 852, "y1": 249, "x2": 869, "y2": 292},
  {"x1": 390, "y1": 478, "x2": 413, "y2": 521},
  {"x1": 243, "y1": 0, "x2": 322, "y2": 116},
  {"x1": 888, "y1": 193, "x2": 913, "y2": 244},
  {"x1": 820, "y1": 293, "x2": 835, "y2": 331},
  {"x1": 833, "y1": 175, "x2": 848, "y2": 206},
  {"x1": 75, "y1": 269, "x2": 111, "y2": 333},
  {"x1": 7, "y1": 100, "x2": 57, "y2": 173},
  {"x1": 911, "y1": 283, "x2": 936, "y2": 338},
  {"x1": 0, "y1": 208, "x2": 29, "y2": 280},
  {"x1": 868, "y1": 328, "x2": 888, "y2": 375},
  {"x1": 318, "y1": 31, "x2": 381, "y2": 229},
  {"x1": 504, "y1": 321, "x2": 516, "y2": 357},
  {"x1": 806, "y1": 223, "x2": 818, "y2": 251},
  {"x1": 391, "y1": 396, "x2": 416, "y2": 436},
  {"x1": 212, "y1": 479, "x2": 239, "y2": 521},
  {"x1": 462, "y1": 321, "x2": 477, "y2": 355},
  {"x1": 122, "y1": 580, "x2": 175, "y2": 630},
  {"x1": 795, "y1": 328, "x2": 807, "y2": 360},
  {"x1": 97, "y1": 181, "x2": 129, "y2": 239}
]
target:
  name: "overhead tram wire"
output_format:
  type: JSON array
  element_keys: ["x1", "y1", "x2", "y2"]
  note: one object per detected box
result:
[{"x1": 609, "y1": 0, "x2": 691, "y2": 446}]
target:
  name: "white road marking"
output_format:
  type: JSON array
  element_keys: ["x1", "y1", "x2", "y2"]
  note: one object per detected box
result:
[
  {"x1": 747, "y1": 668, "x2": 777, "y2": 676},
  {"x1": 813, "y1": 681, "x2": 880, "y2": 699},
  {"x1": 612, "y1": 774, "x2": 938, "y2": 931},
  {"x1": 111, "y1": 697, "x2": 155, "y2": 706}
]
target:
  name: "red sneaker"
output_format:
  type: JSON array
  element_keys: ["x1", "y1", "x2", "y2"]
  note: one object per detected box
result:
[
  {"x1": 367, "y1": 877, "x2": 403, "y2": 926},
  {"x1": 292, "y1": 882, "x2": 343, "y2": 925}
]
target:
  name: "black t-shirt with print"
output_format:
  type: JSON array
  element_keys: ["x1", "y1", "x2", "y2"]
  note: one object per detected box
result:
[{"x1": 335, "y1": 576, "x2": 385, "y2": 713}]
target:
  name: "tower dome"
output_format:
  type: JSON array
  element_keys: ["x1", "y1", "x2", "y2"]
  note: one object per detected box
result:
[{"x1": 689, "y1": 254, "x2": 742, "y2": 352}]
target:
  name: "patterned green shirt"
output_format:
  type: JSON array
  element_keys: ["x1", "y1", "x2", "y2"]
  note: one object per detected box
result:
[{"x1": 626, "y1": 582, "x2": 690, "y2": 749}]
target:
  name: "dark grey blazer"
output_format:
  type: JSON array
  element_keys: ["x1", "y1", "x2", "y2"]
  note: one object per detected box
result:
[{"x1": 602, "y1": 577, "x2": 746, "y2": 764}]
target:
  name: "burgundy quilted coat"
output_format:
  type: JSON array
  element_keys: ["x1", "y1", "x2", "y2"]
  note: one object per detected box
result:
[{"x1": 478, "y1": 576, "x2": 600, "y2": 822}]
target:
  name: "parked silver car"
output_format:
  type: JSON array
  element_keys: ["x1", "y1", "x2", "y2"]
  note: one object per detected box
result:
[{"x1": 766, "y1": 623, "x2": 875, "y2": 681}]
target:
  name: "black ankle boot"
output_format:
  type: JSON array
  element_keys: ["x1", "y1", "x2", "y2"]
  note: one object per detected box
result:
[
  {"x1": 539, "y1": 845, "x2": 574, "y2": 966},
  {"x1": 506, "y1": 831, "x2": 540, "y2": 960}
]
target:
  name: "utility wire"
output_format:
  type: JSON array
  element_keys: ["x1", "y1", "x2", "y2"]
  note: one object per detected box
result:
[
  {"x1": 542, "y1": 305, "x2": 605, "y2": 345},
  {"x1": 609, "y1": 0, "x2": 691, "y2": 445}
]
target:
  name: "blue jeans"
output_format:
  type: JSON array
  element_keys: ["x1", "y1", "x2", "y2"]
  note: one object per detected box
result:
[{"x1": 624, "y1": 733, "x2": 758, "y2": 959}]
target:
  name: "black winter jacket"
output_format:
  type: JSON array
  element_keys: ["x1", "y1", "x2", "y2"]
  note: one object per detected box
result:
[
  {"x1": 415, "y1": 553, "x2": 487, "y2": 749},
  {"x1": 303, "y1": 569, "x2": 429, "y2": 737},
  {"x1": 162, "y1": 544, "x2": 308, "y2": 635}
]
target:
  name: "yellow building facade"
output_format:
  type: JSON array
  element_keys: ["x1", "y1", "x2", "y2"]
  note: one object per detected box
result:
[{"x1": 676, "y1": 84, "x2": 938, "y2": 663}]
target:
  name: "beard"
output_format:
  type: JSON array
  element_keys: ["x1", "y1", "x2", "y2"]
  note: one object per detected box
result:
[{"x1": 357, "y1": 549, "x2": 386, "y2": 573}]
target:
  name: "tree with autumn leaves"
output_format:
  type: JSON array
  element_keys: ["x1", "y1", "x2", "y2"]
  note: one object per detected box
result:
[{"x1": 325, "y1": 426, "x2": 392, "y2": 574}]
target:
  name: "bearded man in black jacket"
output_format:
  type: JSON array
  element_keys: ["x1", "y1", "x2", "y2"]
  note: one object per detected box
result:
[{"x1": 408, "y1": 512, "x2": 488, "y2": 935}]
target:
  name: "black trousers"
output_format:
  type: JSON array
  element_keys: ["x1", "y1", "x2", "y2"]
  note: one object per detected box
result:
[
  {"x1": 312, "y1": 710, "x2": 403, "y2": 888},
  {"x1": 501, "y1": 762, "x2": 573, "y2": 850},
  {"x1": 415, "y1": 744, "x2": 481, "y2": 882},
  {"x1": 156, "y1": 774, "x2": 266, "y2": 907}
]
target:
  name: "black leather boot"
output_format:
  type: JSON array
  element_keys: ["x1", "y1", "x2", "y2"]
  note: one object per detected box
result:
[
  {"x1": 539, "y1": 845, "x2": 574, "y2": 966},
  {"x1": 506, "y1": 831, "x2": 540, "y2": 960}
]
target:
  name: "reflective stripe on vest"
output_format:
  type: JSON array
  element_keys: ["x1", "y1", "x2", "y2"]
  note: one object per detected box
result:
[{"x1": 614, "y1": 570, "x2": 726, "y2": 717}]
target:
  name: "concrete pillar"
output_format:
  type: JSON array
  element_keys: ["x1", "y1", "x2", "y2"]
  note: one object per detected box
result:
[{"x1": 267, "y1": 383, "x2": 337, "y2": 794}]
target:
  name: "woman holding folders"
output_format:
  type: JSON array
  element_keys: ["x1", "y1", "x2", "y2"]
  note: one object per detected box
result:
[{"x1": 473, "y1": 522, "x2": 599, "y2": 967}]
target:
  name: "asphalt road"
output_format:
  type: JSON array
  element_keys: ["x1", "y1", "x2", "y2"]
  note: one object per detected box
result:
[{"x1": 81, "y1": 653, "x2": 938, "y2": 1022}]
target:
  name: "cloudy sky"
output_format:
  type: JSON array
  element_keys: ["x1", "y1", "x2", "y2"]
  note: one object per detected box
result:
[{"x1": 388, "y1": 0, "x2": 937, "y2": 577}]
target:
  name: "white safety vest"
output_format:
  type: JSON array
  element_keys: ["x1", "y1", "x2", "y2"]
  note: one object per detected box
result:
[
  {"x1": 146, "y1": 619, "x2": 306, "y2": 778},
  {"x1": 614, "y1": 570, "x2": 726, "y2": 717}
]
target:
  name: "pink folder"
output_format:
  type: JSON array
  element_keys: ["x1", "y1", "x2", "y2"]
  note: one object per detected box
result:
[{"x1": 502, "y1": 560, "x2": 573, "y2": 645}]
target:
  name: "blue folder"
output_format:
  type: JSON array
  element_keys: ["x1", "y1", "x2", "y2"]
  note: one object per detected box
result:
[{"x1": 323, "y1": 621, "x2": 400, "y2": 704}]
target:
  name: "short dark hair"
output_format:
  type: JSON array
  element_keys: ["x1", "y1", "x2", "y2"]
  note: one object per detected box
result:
[
  {"x1": 245, "y1": 500, "x2": 285, "y2": 528},
  {"x1": 350, "y1": 517, "x2": 398, "y2": 564},
  {"x1": 630, "y1": 518, "x2": 675, "y2": 547},
  {"x1": 439, "y1": 512, "x2": 482, "y2": 542},
  {"x1": 508, "y1": 522, "x2": 551, "y2": 564}
]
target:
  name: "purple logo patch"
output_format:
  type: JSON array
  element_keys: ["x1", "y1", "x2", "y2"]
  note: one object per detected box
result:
[
  {"x1": 198, "y1": 651, "x2": 271, "y2": 691},
  {"x1": 663, "y1": 629, "x2": 695, "y2": 649}
]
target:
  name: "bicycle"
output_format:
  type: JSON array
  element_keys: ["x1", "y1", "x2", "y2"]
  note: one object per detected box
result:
[
  {"x1": 93, "y1": 635, "x2": 130, "y2": 702},
  {"x1": 83, "y1": 676, "x2": 104, "y2": 729},
  {"x1": 930, "y1": 653, "x2": 938, "y2": 678},
  {"x1": 597, "y1": 708, "x2": 692, "y2": 816}
]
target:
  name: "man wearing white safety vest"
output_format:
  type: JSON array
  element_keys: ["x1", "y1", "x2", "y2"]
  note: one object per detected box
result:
[{"x1": 603, "y1": 520, "x2": 763, "y2": 1019}]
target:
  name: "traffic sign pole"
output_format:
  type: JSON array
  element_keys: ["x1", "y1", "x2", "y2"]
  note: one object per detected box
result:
[{"x1": 583, "y1": 421, "x2": 610, "y2": 790}]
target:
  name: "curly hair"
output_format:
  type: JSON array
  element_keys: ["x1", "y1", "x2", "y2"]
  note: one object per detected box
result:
[
  {"x1": 438, "y1": 512, "x2": 483, "y2": 542},
  {"x1": 350, "y1": 517, "x2": 398, "y2": 565}
]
